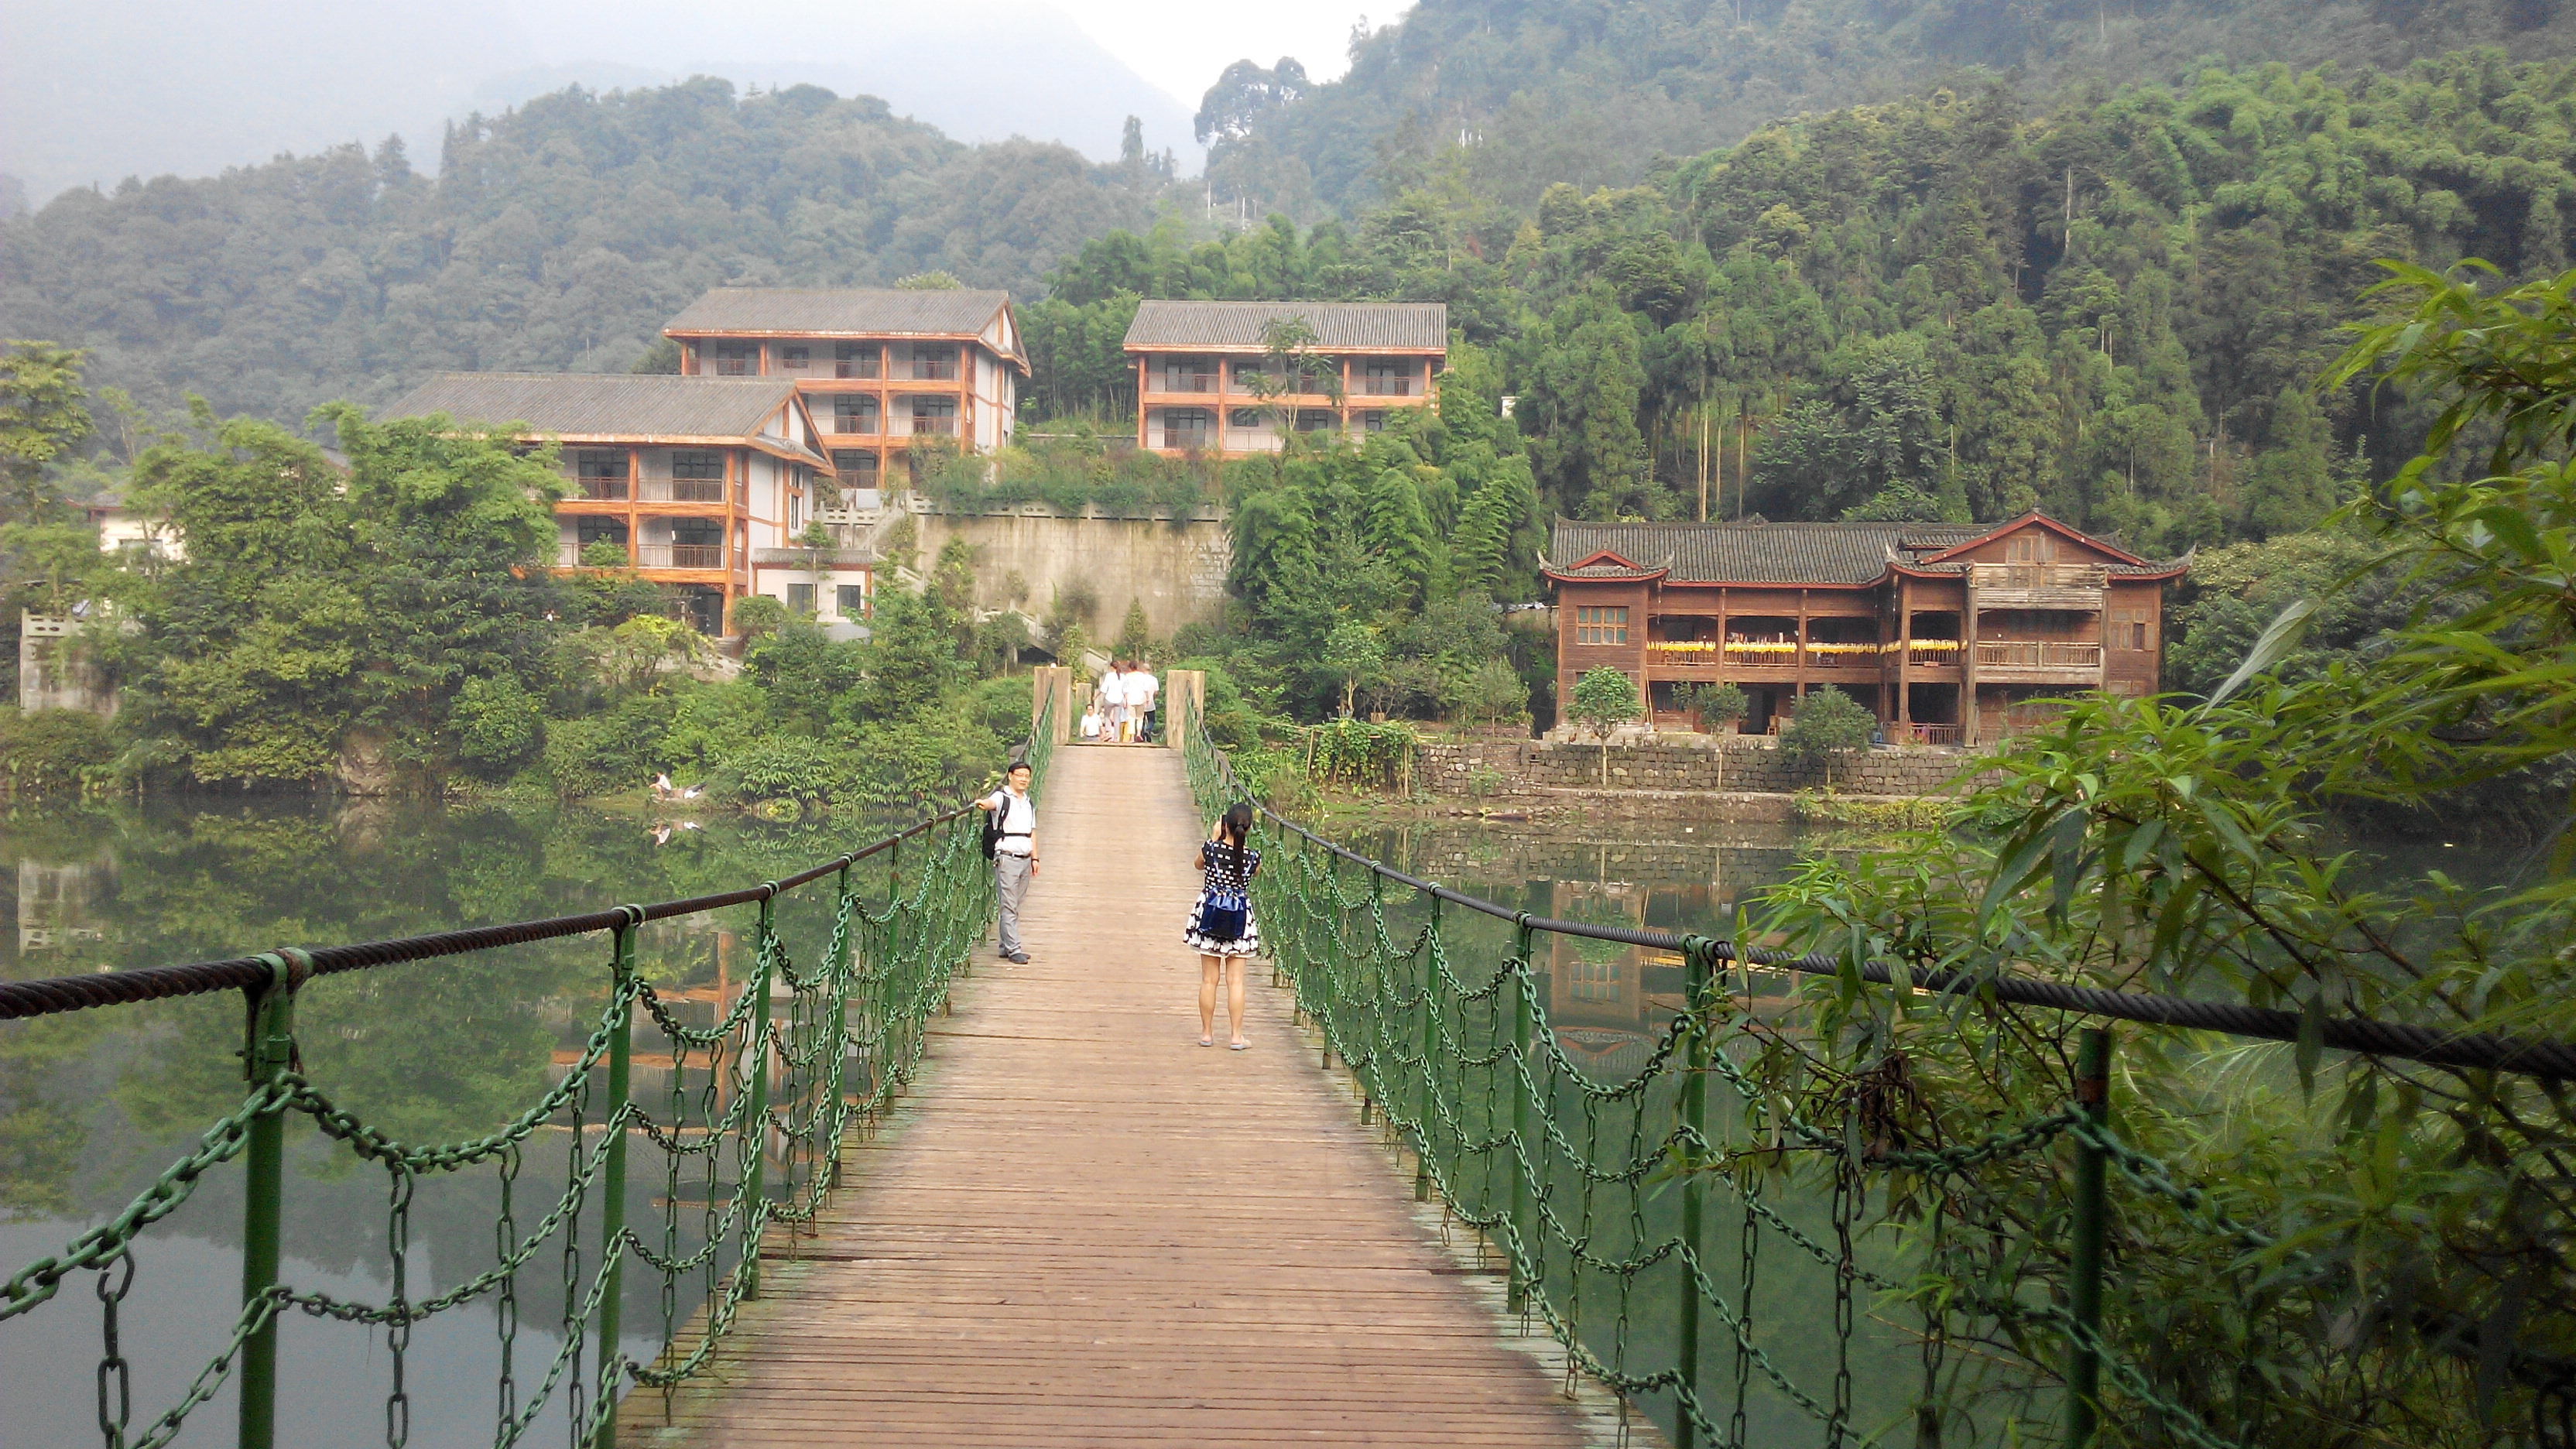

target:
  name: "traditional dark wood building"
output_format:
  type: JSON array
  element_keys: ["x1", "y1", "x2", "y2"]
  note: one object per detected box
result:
[
  {"x1": 1542, "y1": 514, "x2": 2187, "y2": 745},
  {"x1": 385, "y1": 373, "x2": 833, "y2": 636},
  {"x1": 1122, "y1": 300, "x2": 1446, "y2": 456},
  {"x1": 662, "y1": 287, "x2": 1029, "y2": 504}
]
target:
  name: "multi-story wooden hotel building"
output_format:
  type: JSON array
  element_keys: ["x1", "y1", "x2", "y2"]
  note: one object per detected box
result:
[
  {"x1": 1543, "y1": 513, "x2": 2186, "y2": 745},
  {"x1": 662, "y1": 288, "x2": 1027, "y2": 502},
  {"x1": 1122, "y1": 300, "x2": 1447, "y2": 456},
  {"x1": 384, "y1": 373, "x2": 831, "y2": 636}
]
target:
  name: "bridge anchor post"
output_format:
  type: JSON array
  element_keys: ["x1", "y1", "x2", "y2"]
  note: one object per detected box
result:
[
  {"x1": 591, "y1": 922, "x2": 637, "y2": 1448},
  {"x1": 235, "y1": 962, "x2": 299, "y2": 1449}
]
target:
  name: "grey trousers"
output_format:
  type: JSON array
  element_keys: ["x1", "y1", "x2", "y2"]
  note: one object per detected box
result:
[{"x1": 994, "y1": 853, "x2": 1034, "y2": 956}]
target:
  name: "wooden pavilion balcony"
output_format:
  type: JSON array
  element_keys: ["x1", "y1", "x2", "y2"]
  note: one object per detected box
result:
[
  {"x1": 1972, "y1": 640, "x2": 2104, "y2": 683},
  {"x1": 1969, "y1": 562, "x2": 2108, "y2": 609}
]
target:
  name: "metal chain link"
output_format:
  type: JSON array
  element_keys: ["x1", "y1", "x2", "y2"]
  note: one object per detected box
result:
[{"x1": 94, "y1": 1249, "x2": 132, "y2": 1448}]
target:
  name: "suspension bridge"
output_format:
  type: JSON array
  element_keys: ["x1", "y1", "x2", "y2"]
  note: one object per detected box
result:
[{"x1": 3, "y1": 674, "x2": 2573, "y2": 1448}]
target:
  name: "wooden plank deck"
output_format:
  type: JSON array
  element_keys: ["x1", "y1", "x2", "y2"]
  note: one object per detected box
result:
[{"x1": 623, "y1": 743, "x2": 1612, "y2": 1447}]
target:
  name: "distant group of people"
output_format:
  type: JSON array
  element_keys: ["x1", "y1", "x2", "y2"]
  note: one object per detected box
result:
[{"x1": 1082, "y1": 659, "x2": 1159, "y2": 743}]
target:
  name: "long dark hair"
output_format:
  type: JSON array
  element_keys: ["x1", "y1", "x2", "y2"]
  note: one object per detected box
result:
[{"x1": 1218, "y1": 801, "x2": 1254, "y2": 881}]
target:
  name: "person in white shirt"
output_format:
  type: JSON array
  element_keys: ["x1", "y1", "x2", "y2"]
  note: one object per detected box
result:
[
  {"x1": 1099, "y1": 664, "x2": 1130, "y2": 742},
  {"x1": 1129, "y1": 664, "x2": 1160, "y2": 744},
  {"x1": 975, "y1": 760, "x2": 1039, "y2": 962}
]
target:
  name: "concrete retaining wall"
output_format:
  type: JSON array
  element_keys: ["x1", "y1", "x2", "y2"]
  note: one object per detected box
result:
[{"x1": 912, "y1": 508, "x2": 1229, "y2": 642}]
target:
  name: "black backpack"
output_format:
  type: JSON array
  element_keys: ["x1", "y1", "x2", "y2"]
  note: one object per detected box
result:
[{"x1": 980, "y1": 804, "x2": 1004, "y2": 859}]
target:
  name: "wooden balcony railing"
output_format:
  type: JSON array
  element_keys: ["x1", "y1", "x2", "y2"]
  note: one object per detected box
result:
[
  {"x1": 574, "y1": 478, "x2": 629, "y2": 501},
  {"x1": 834, "y1": 361, "x2": 879, "y2": 379},
  {"x1": 830, "y1": 416, "x2": 879, "y2": 435},
  {"x1": 1359, "y1": 377, "x2": 1418, "y2": 396},
  {"x1": 909, "y1": 416, "x2": 955, "y2": 436},
  {"x1": 638, "y1": 544, "x2": 724, "y2": 570},
  {"x1": 640, "y1": 479, "x2": 726, "y2": 503},
  {"x1": 1896, "y1": 723, "x2": 1964, "y2": 746},
  {"x1": 1973, "y1": 641, "x2": 2103, "y2": 669},
  {"x1": 1159, "y1": 373, "x2": 1218, "y2": 394},
  {"x1": 1905, "y1": 642, "x2": 1962, "y2": 668},
  {"x1": 711, "y1": 358, "x2": 755, "y2": 376}
]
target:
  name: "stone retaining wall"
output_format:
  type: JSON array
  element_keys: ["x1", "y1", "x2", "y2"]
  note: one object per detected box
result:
[{"x1": 1416, "y1": 737, "x2": 1980, "y2": 798}]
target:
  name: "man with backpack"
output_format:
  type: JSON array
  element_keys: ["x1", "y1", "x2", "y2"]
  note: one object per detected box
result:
[{"x1": 975, "y1": 759, "x2": 1038, "y2": 963}]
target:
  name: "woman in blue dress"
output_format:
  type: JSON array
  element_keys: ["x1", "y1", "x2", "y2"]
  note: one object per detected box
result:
[{"x1": 1186, "y1": 802, "x2": 1262, "y2": 1049}]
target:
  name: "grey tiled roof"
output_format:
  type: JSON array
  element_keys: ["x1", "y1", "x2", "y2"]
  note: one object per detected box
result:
[
  {"x1": 1123, "y1": 300, "x2": 1448, "y2": 352},
  {"x1": 384, "y1": 374, "x2": 825, "y2": 465},
  {"x1": 664, "y1": 288, "x2": 1012, "y2": 339},
  {"x1": 1547, "y1": 519, "x2": 2190, "y2": 585},
  {"x1": 1549, "y1": 520, "x2": 1989, "y2": 586}
]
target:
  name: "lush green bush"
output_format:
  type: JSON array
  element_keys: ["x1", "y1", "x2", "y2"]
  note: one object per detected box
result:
[
  {"x1": 714, "y1": 735, "x2": 854, "y2": 806},
  {"x1": 537, "y1": 697, "x2": 673, "y2": 798},
  {"x1": 449, "y1": 677, "x2": 545, "y2": 777},
  {"x1": 0, "y1": 707, "x2": 113, "y2": 794},
  {"x1": 917, "y1": 437, "x2": 1208, "y2": 518},
  {"x1": 1778, "y1": 685, "x2": 1875, "y2": 784}
]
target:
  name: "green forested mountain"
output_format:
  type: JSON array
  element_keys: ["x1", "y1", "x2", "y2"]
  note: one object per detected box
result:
[
  {"x1": 1204, "y1": 0, "x2": 2576, "y2": 215},
  {"x1": 1036, "y1": 51, "x2": 2576, "y2": 556},
  {"x1": 0, "y1": 78, "x2": 1179, "y2": 423}
]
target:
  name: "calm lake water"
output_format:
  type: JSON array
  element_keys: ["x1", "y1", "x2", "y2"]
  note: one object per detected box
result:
[{"x1": 0, "y1": 796, "x2": 2525, "y2": 1446}]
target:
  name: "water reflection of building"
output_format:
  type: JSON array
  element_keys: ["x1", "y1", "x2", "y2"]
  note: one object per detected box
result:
[
  {"x1": 1546, "y1": 881, "x2": 1692, "y2": 1081},
  {"x1": 15, "y1": 857, "x2": 111, "y2": 960}
]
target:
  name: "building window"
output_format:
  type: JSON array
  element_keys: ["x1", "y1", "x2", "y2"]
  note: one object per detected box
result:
[
  {"x1": 1575, "y1": 606, "x2": 1629, "y2": 646},
  {"x1": 663, "y1": 519, "x2": 724, "y2": 570},
  {"x1": 831, "y1": 450, "x2": 879, "y2": 492},
  {"x1": 2131, "y1": 619, "x2": 2150, "y2": 650},
  {"x1": 1293, "y1": 409, "x2": 1336, "y2": 433},
  {"x1": 832, "y1": 395, "x2": 879, "y2": 434},
  {"x1": 909, "y1": 397, "x2": 957, "y2": 435},
  {"x1": 670, "y1": 450, "x2": 724, "y2": 503},
  {"x1": 1163, "y1": 409, "x2": 1211, "y2": 450},
  {"x1": 1228, "y1": 407, "x2": 1266, "y2": 429},
  {"x1": 779, "y1": 344, "x2": 810, "y2": 370},
  {"x1": 2007, "y1": 532, "x2": 2052, "y2": 563},
  {"x1": 574, "y1": 450, "x2": 629, "y2": 500},
  {"x1": 1161, "y1": 356, "x2": 1218, "y2": 393},
  {"x1": 1357, "y1": 410, "x2": 1388, "y2": 433},
  {"x1": 909, "y1": 345, "x2": 958, "y2": 381},
  {"x1": 837, "y1": 583, "x2": 868, "y2": 618},
  {"x1": 712, "y1": 342, "x2": 757, "y2": 376},
  {"x1": 1363, "y1": 359, "x2": 1415, "y2": 396},
  {"x1": 835, "y1": 343, "x2": 879, "y2": 379},
  {"x1": 786, "y1": 583, "x2": 817, "y2": 615}
]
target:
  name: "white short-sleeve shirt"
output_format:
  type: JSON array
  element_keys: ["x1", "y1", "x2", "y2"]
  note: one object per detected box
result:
[
  {"x1": 985, "y1": 787, "x2": 1036, "y2": 854},
  {"x1": 1130, "y1": 672, "x2": 1160, "y2": 709}
]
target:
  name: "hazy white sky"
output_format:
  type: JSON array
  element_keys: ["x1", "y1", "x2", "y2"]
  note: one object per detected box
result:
[{"x1": 1050, "y1": 0, "x2": 1392, "y2": 109}]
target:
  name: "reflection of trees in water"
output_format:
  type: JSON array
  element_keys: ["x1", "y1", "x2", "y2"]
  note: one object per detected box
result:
[{"x1": 0, "y1": 798, "x2": 882, "y2": 1231}]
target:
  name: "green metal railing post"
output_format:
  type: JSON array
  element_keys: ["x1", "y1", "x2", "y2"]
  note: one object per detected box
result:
[
  {"x1": 590, "y1": 920, "x2": 637, "y2": 1449},
  {"x1": 2067, "y1": 1026, "x2": 2112, "y2": 1449},
  {"x1": 829, "y1": 862, "x2": 854, "y2": 1187},
  {"x1": 1675, "y1": 939, "x2": 1715, "y2": 1449},
  {"x1": 1416, "y1": 897, "x2": 1441, "y2": 1202},
  {"x1": 237, "y1": 952, "x2": 301, "y2": 1449},
  {"x1": 887, "y1": 840, "x2": 905, "y2": 1094},
  {"x1": 741, "y1": 895, "x2": 778, "y2": 1300},
  {"x1": 1507, "y1": 920, "x2": 1535, "y2": 1314}
]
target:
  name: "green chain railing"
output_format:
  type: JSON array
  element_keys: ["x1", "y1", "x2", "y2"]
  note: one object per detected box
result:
[
  {"x1": 1176, "y1": 692, "x2": 2576, "y2": 1448},
  {"x1": 0, "y1": 697, "x2": 1053, "y2": 1448}
]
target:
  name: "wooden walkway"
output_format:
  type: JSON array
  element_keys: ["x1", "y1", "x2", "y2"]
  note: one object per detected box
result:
[{"x1": 626, "y1": 744, "x2": 1608, "y2": 1447}]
